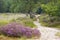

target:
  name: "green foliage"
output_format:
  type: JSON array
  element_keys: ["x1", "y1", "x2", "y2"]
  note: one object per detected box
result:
[
  {"x1": 40, "y1": 1, "x2": 60, "y2": 28},
  {"x1": 17, "y1": 18, "x2": 36, "y2": 28},
  {"x1": 10, "y1": 17, "x2": 36, "y2": 28},
  {"x1": 23, "y1": 20, "x2": 36, "y2": 28},
  {"x1": 0, "y1": 0, "x2": 60, "y2": 15},
  {"x1": 0, "y1": 20, "x2": 9, "y2": 26},
  {"x1": 41, "y1": 1, "x2": 60, "y2": 17},
  {"x1": 0, "y1": 0, "x2": 41, "y2": 13},
  {"x1": 39, "y1": 14, "x2": 60, "y2": 28}
]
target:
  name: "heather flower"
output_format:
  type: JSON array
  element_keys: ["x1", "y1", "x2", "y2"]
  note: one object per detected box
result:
[
  {"x1": 0, "y1": 22, "x2": 41, "y2": 38},
  {"x1": 32, "y1": 29, "x2": 41, "y2": 37}
]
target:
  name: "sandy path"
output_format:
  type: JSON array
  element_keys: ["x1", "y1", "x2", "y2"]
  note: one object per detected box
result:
[{"x1": 33, "y1": 15, "x2": 60, "y2": 40}]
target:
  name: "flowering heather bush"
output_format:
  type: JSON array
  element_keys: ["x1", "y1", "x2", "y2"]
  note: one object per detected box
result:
[
  {"x1": 0, "y1": 22, "x2": 40, "y2": 38},
  {"x1": 32, "y1": 29, "x2": 41, "y2": 38}
]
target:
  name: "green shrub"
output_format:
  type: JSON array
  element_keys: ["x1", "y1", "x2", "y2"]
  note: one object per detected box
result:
[
  {"x1": 10, "y1": 18, "x2": 36, "y2": 28},
  {"x1": 23, "y1": 21, "x2": 36, "y2": 28},
  {"x1": 0, "y1": 20, "x2": 9, "y2": 26},
  {"x1": 39, "y1": 14, "x2": 60, "y2": 28},
  {"x1": 19, "y1": 18, "x2": 36, "y2": 28},
  {"x1": 10, "y1": 18, "x2": 16, "y2": 22}
]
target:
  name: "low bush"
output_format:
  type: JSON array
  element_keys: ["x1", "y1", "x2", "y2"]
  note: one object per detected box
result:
[
  {"x1": 39, "y1": 14, "x2": 60, "y2": 28},
  {"x1": 23, "y1": 21, "x2": 36, "y2": 28},
  {"x1": 10, "y1": 18, "x2": 36, "y2": 28},
  {"x1": 0, "y1": 22, "x2": 40, "y2": 38},
  {"x1": 0, "y1": 20, "x2": 9, "y2": 26}
]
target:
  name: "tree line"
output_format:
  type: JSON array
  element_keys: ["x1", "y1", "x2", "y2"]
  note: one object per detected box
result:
[{"x1": 0, "y1": 0, "x2": 60, "y2": 17}]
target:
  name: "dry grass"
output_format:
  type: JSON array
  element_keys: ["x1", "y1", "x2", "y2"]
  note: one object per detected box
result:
[
  {"x1": 55, "y1": 32, "x2": 60, "y2": 37},
  {"x1": 0, "y1": 35, "x2": 39, "y2": 40}
]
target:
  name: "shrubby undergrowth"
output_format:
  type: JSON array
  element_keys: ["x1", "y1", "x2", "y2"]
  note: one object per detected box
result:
[
  {"x1": 0, "y1": 20, "x2": 9, "y2": 26},
  {"x1": 10, "y1": 18, "x2": 36, "y2": 28},
  {"x1": 0, "y1": 22, "x2": 40, "y2": 38},
  {"x1": 39, "y1": 14, "x2": 60, "y2": 28}
]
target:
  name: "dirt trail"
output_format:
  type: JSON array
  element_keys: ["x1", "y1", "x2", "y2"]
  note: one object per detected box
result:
[{"x1": 33, "y1": 15, "x2": 60, "y2": 40}]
